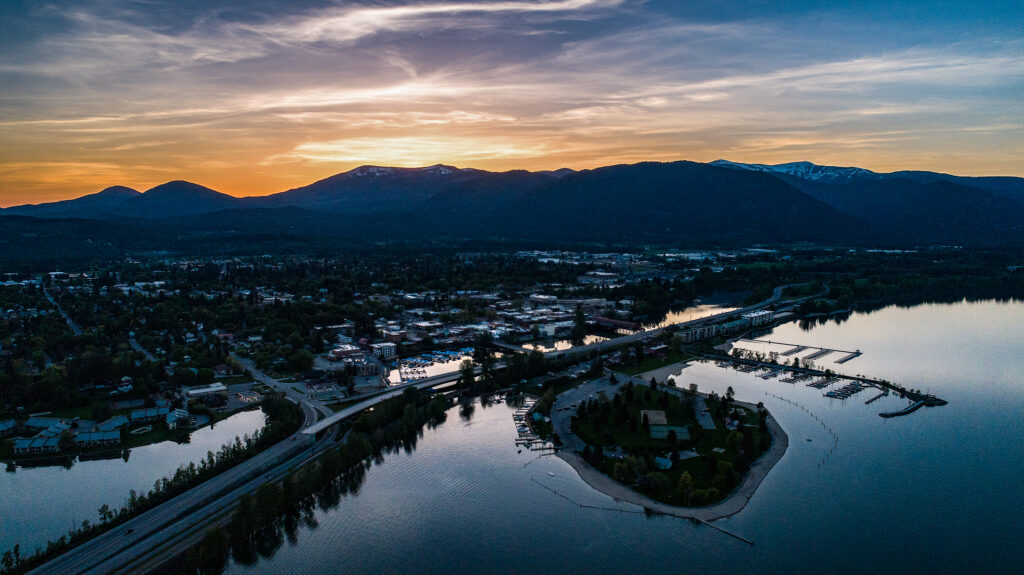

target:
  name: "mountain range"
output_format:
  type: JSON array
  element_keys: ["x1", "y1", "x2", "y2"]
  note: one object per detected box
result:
[{"x1": 2, "y1": 160, "x2": 1023, "y2": 262}]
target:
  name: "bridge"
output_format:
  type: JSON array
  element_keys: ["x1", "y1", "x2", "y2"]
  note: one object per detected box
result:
[{"x1": 29, "y1": 283, "x2": 813, "y2": 573}]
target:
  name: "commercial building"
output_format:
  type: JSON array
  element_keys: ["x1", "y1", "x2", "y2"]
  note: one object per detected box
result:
[{"x1": 370, "y1": 342, "x2": 397, "y2": 360}]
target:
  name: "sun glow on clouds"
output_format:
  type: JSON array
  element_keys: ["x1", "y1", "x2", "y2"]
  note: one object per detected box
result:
[
  {"x1": 0, "y1": 0, "x2": 1022, "y2": 204},
  {"x1": 278, "y1": 136, "x2": 549, "y2": 165}
]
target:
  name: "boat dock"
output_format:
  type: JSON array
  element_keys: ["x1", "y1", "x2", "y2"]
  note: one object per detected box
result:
[
  {"x1": 737, "y1": 339, "x2": 860, "y2": 363},
  {"x1": 864, "y1": 391, "x2": 889, "y2": 404},
  {"x1": 803, "y1": 348, "x2": 833, "y2": 361},
  {"x1": 880, "y1": 400, "x2": 925, "y2": 418},
  {"x1": 703, "y1": 352, "x2": 947, "y2": 417},
  {"x1": 835, "y1": 351, "x2": 862, "y2": 364}
]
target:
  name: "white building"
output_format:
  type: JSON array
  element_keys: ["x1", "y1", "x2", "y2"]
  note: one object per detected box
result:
[
  {"x1": 370, "y1": 342, "x2": 397, "y2": 360},
  {"x1": 742, "y1": 310, "x2": 775, "y2": 327}
]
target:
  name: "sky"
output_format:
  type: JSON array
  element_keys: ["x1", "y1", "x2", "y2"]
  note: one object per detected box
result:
[{"x1": 0, "y1": 0, "x2": 1022, "y2": 206}]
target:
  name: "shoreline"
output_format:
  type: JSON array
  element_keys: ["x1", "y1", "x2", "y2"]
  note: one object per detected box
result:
[{"x1": 553, "y1": 376, "x2": 789, "y2": 522}]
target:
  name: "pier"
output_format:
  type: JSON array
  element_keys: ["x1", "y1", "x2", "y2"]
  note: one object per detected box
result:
[
  {"x1": 738, "y1": 339, "x2": 860, "y2": 361},
  {"x1": 703, "y1": 353, "x2": 947, "y2": 416},
  {"x1": 880, "y1": 400, "x2": 925, "y2": 418},
  {"x1": 836, "y1": 351, "x2": 863, "y2": 364}
]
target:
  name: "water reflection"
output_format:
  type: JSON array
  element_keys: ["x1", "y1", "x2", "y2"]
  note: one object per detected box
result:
[
  {"x1": 216, "y1": 300, "x2": 1024, "y2": 575},
  {"x1": 0, "y1": 409, "x2": 266, "y2": 552}
]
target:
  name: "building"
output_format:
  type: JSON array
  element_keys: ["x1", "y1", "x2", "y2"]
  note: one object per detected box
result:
[
  {"x1": 13, "y1": 436, "x2": 62, "y2": 455},
  {"x1": 370, "y1": 342, "x2": 397, "y2": 360},
  {"x1": 130, "y1": 407, "x2": 171, "y2": 423},
  {"x1": 381, "y1": 329, "x2": 406, "y2": 343},
  {"x1": 0, "y1": 419, "x2": 16, "y2": 438},
  {"x1": 166, "y1": 409, "x2": 195, "y2": 430},
  {"x1": 24, "y1": 416, "x2": 66, "y2": 433},
  {"x1": 183, "y1": 382, "x2": 228, "y2": 399},
  {"x1": 96, "y1": 416, "x2": 129, "y2": 432},
  {"x1": 677, "y1": 324, "x2": 719, "y2": 344},
  {"x1": 75, "y1": 430, "x2": 121, "y2": 448},
  {"x1": 640, "y1": 410, "x2": 668, "y2": 426},
  {"x1": 328, "y1": 344, "x2": 364, "y2": 361},
  {"x1": 742, "y1": 310, "x2": 775, "y2": 327}
]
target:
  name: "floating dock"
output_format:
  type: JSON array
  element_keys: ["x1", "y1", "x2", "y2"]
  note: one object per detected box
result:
[
  {"x1": 835, "y1": 351, "x2": 862, "y2": 364},
  {"x1": 804, "y1": 349, "x2": 833, "y2": 361},
  {"x1": 880, "y1": 400, "x2": 925, "y2": 418}
]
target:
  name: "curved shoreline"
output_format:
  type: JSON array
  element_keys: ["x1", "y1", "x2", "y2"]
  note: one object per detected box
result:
[{"x1": 554, "y1": 399, "x2": 789, "y2": 522}]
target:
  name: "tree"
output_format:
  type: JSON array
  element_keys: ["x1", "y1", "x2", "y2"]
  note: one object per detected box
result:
[
  {"x1": 288, "y1": 349, "x2": 314, "y2": 372},
  {"x1": 726, "y1": 386, "x2": 735, "y2": 402},
  {"x1": 647, "y1": 472, "x2": 671, "y2": 494},
  {"x1": 458, "y1": 359, "x2": 476, "y2": 388},
  {"x1": 677, "y1": 470, "x2": 694, "y2": 499},
  {"x1": 98, "y1": 504, "x2": 112, "y2": 525},
  {"x1": 688, "y1": 383, "x2": 698, "y2": 396},
  {"x1": 570, "y1": 306, "x2": 587, "y2": 345}
]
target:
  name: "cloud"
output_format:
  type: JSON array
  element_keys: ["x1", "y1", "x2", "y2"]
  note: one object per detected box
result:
[
  {"x1": 248, "y1": 0, "x2": 624, "y2": 45},
  {"x1": 270, "y1": 135, "x2": 551, "y2": 165}
]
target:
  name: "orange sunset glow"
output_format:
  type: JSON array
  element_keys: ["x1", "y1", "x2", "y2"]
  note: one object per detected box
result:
[{"x1": 2, "y1": 0, "x2": 1022, "y2": 206}]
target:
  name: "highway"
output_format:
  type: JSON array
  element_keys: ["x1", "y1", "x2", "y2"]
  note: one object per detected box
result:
[
  {"x1": 31, "y1": 283, "x2": 814, "y2": 573},
  {"x1": 29, "y1": 359, "x2": 330, "y2": 575}
]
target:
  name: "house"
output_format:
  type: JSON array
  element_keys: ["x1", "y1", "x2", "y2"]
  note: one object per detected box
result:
[
  {"x1": 0, "y1": 419, "x2": 17, "y2": 438},
  {"x1": 118, "y1": 376, "x2": 134, "y2": 393}
]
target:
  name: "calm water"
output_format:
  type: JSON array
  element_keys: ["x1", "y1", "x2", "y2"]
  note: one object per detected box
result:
[
  {"x1": 192, "y1": 301, "x2": 1024, "y2": 573},
  {"x1": 522, "y1": 334, "x2": 608, "y2": 352},
  {"x1": 644, "y1": 303, "x2": 737, "y2": 329},
  {"x1": 0, "y1": 409, "x2": 265, "y2": 553}
]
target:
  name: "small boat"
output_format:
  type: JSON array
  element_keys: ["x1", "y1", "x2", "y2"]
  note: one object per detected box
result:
[{"x1": 547, "y1": 472, "x2": 555, "y2": 477}]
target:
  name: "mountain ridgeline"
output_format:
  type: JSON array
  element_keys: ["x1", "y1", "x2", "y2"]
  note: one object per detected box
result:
[{"x1": 2, "y1": 161, "x2": 1023, "y2": 261}]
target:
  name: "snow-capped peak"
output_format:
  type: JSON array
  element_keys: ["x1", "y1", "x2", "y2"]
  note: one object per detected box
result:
[
  {"x1": 351, "y1": 166, "x2": 395, "y2": 177},
  {"x1": 420, "y1": 164, "x2": 456, "y2": 176},
  {"x1": 711, "y1": 159, "x2": 880, "y2": 183}
]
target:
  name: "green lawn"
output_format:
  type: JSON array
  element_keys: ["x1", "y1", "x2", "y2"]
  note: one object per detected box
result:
[
  {"x1": 619, "y1": 351, "x2": 695, "y2": 376},
  {"x1": 123, "y1": 424, "x2": 190, "y2": 448}
]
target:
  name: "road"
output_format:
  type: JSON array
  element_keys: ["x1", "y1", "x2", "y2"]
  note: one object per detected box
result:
[
  {"x1": 129, "y1": 338, "x2": 157, "y2": 362},
  {"x1": 302, "y1": 364, "x2": 480, "y2": 435},
  {"x1": 550, "y1": 374, "x2": 627, "y2": 452},
  {"x1": 30, "y1": 359, "x2": 331, "y2": 575},
  {"x1": 29, "y1": 407, "x2": 324, "y2": 574},
  {"x1": 544, "y1": 283, "x2": 812, "y2": 360},
  {"x1": 231, "y1": 353, "x2": 331, "y2": 423},
  {"x1": 43, "y1": 288, "x2": 82, "y2": 336}
]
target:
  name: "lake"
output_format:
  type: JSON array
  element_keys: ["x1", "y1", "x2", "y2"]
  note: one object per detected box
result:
[
  {"x1": 0, "y1": 408, "x2": 266, "y2": 553},
  {"x1": 149, "y1": 301, "x2": 1024, "y2": 573}
]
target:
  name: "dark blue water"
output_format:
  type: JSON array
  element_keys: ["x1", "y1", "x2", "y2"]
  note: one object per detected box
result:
[
  {"x1": 0, "y1": 409, "x2": 265, "y2": 553},
  {"x1": 215, "y1": 300, "x2": 1022, "y2": 574}
]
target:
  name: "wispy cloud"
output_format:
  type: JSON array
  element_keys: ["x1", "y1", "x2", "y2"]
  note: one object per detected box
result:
[{"x1": 1, "y1": 0, "x2": 1022, "y2": 204}]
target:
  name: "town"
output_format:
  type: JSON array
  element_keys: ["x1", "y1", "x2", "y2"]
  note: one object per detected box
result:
[{"x1": 0, "y1": 245, "x2": 1017, "y2": 574}]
